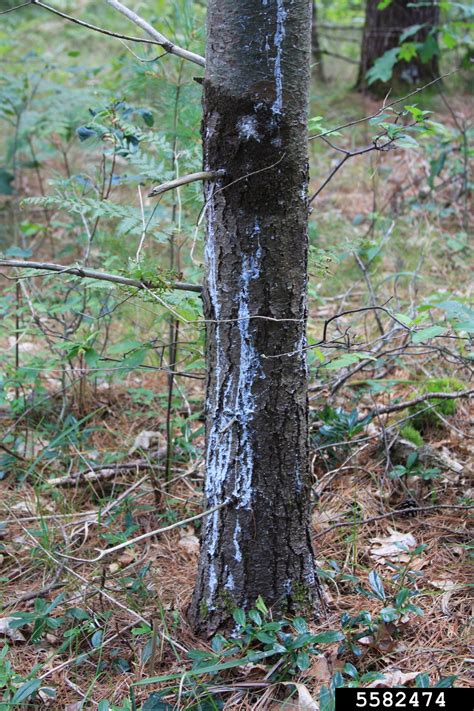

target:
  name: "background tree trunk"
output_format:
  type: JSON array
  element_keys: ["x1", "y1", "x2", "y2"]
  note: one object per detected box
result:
[
  {"x1": 357, "y1": 0, "x2": 440, "y2": 93},
  {"x1": 312, "y1": 1, "x2": 325, "y2": 82},
  {"x1": 189, "y1": 0, "x2": 318, "y2": 635}
]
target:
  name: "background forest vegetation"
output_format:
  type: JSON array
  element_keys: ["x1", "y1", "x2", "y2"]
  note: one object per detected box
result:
[{"x1": 0, "y1": 0, "x2": 472, "y2": 709}]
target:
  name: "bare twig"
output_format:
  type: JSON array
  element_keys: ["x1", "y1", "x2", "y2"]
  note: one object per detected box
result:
[
  {"x1": 310, "y1": 137, "x2": 397, "y2": 203},
  {"x1": 106, "y1": 0, "x2": 205, "y2": 67},
  {"x1": 10, "y1": 516, "x2": 188, "y2": 660},
  {"x1": 0, "y1": 1, "x2": 31, "y2": 15},
  {"x1": 30, "y1": 0, "x2": 169, "y2": 47},
  {"x1": 47, "y1": 458, "x2": 165, "y2": 487},
  {"x1": 309, "y1": 71, "x2": 457, "y2": 142},
  {"x1": 0, "y1": 259, "x2": 202, "y2": 293},
  {"x1": 367, "y1": 388, "x2": 474, "y2": 418},
  {"x1": 319, "y1": 49, "x2": 359, "y2": 65},
  {"x1": 313, "y1": 504, "x2": 474, "y2": 540},
  {"x1": 56, "y1": 500, "x2": 229, "y2": 563},
  {"x1": 13, "y1": 566, "x2": 65, "y2": 603}
]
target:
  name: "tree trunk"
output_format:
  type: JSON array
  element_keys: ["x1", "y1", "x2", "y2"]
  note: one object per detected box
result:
[
  {"x1": 189, "y1": 0, "x2": 318, "y2": 635},
  {"x1": 312, "y1": 1, "x2": 325, "y2": 82},
  {"x1": 357, "y1": 0, "x2": 440, "y2": 93}
]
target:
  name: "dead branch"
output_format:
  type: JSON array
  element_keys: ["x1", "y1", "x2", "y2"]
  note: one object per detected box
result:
[
  {"x1": 367, "y1": 388, "x2": 474, "y2": 419},
  {"x1": 148, "y1": 170, "x2": 224, "y2": 198},
  {"x1": 106, "y1": 0, "x2": 205, "y2": 67},
  {"x1": 313, "y1": 504, "x2": 474, "y2": 540},
  {"x1": 47, "y1": 458, "x2": 165, "y2": 487},
  {"x1": 0, "y1": 259, "x2": 202, "y2": 293}
]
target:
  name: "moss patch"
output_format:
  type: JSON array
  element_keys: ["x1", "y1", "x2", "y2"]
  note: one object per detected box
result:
[{"x1": 410, "y1": 377, "x2": 465, "y2": 431}]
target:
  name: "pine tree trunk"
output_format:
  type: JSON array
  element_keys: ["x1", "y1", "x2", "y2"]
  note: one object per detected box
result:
[
  {"x1": 357, "y1": 0, "x2": 440, "y2": 93},
  {"x1": 189, "y1": 0, "x2": 318, "y2": 635}
]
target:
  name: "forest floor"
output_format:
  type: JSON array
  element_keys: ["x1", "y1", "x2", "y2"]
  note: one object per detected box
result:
[{"x1": 0, "y1": 85, "x2": 472, "y2": 709}]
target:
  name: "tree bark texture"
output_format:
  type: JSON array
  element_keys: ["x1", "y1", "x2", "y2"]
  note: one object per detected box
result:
[
  {"x1": 189, "y1": 0, "x2": 318, "y2": 635},
  {"x1": 358, "y1": 0, "x2": 440, "y2": 93}
]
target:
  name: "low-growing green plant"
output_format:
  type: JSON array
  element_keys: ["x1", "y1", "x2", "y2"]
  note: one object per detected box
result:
[
  {"x1": 134, "y1": 598, "x2": 344, "y2": 709},
  {"x1": 0, "y1": 644, "x2": 56, "y2": 708},
  {"x1": 389, "y1": 451, "x2": 441, "y2": 481},
  {"x1": 9, "y1": 593, "x2": 65, "y2": 643},
  {"x1": 312, "y1": 406, "x2": 371, "y2": 461}
]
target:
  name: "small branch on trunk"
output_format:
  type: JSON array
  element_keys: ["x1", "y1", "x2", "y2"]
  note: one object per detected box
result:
[
  {"x1": 106, "y1": 0, "x2": 205, "y2": 67},
  {"x1": 0, "y1": 259, "x2": 202, "y2": 294},
  {"x1": 148, "y1": 170, "x2": 225, "y2": 198}
]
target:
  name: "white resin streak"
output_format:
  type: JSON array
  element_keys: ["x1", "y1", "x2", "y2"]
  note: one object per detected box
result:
[
  {"x1": 204, "y1": 212, "x2": 263, "y2": 605},
  {"x1": 272, "y1": 0, "x2": 287, "y2": 115}
]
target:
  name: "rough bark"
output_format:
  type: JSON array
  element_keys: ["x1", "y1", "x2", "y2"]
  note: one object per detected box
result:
[
  {"x1": 357, "y1": 0, "x2": 440, "y2": 93},
  {"x1": 189, "y1": 0, "x2": 318, "y2": 635}
]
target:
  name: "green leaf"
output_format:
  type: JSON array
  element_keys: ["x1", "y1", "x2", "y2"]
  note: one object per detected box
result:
[
  {"x1": 292, "y1": 617, "x2": 308, "y2": 634},
  {"x1": 142, "y1": 693, "x2": 174, "y2": 711},
  {"x1": 11, "y1": 679, "x2": 41, "y2": 703},
  {"x1": 344, "y1": 662, "x2": 359, "y2": 678},
  {"x1": 395, "y1": 312, "x2": 414, "y2": 327},
  {"x1": 296, "y1": 650, "x2": 310, "y2": 670},
  {"x1": 442, "y1": 31, "x2": 457, "y2": 49},
  {"x1": 324, "y1": 353, "x2": 367, "y2": 370},
  {"x1": 419, "y1": 34, "x2": 439, "y2": 63},
  {"x1": 379, "y1": 606, "x2": 398, "y2": 622},
  {"x1": 368, "y1": 570, "x2": 386, "y2": 601},
  {"x1": 319, "y1": 686, "x2": 335, "y2": 711},
  {"x1": 412, "y1": 325, "x2": 444, "y2": 343},
  {"x1": 435, "y1": 676, "x2": 456, "y2": 688},
  {"x1": 399, "y1": 24, "x2": 424, "y2": 42},
  {"x1": 248, "y1": 610, "x2": 262, "y2": 626},
  {"x1": 0, "y1": 169, "x2": 14, "y2": 195},
  {"x1": 395, "y1": 134, "x2": 419, "y2": 149},
  {"x1": 395, "y1": 588, "x2": 411, "y2": 608},
  {"x1": 121, "y1": 347, "x2": 150, "y2": 369},
  {"x1": 84, "y1": 347, "x2": 100, "y2": 368},
  {"x1": 232, "y1": 608, "x2": 245, "y2": 627},
  {"x1": 366, "y1": 48, "x2": 399, "y2": 84},
  {"x1": 255, "y1": 596, "x2": 268, "y2": 615},
  {"x1": 416, "y1": 672, "x2": 430, "y2": 687},
  {"x1": 398, "y1": 42, "x2": 418, "y2": 62},
  {"x1": 187, "y1": 649, "x2": 213, "y2": 661},
  {"x1": 312, "y1": 630, "x2": 345, "y2": 645},
  {"x1": 91, "y1": 630, "x2": 103, "y2": 648}
]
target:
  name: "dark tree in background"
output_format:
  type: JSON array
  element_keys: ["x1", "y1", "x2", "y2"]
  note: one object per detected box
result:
[
  {"x1": 358, "y1": 0, "x2": 440, "y2": 92},
  {"x1": 189, "y1": 0, "x2": 318, "y2": 634},
  {"x1": 312, "y1": 0, "x2": 325, "y2": 82}
]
